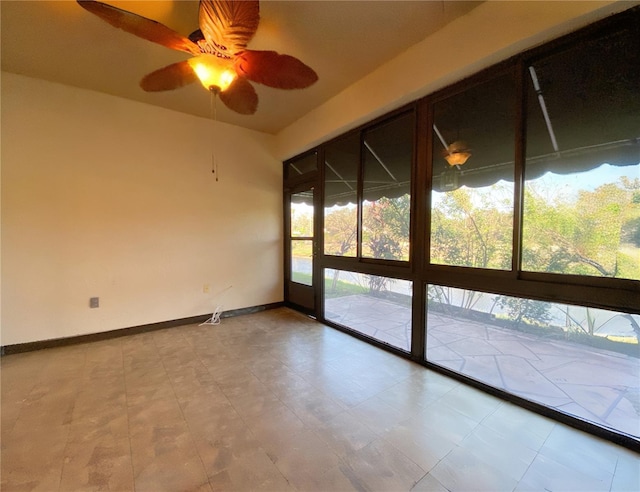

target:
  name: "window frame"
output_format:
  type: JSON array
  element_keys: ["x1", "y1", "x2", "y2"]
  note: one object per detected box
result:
[
  {"x1": 321, "y1": 105, "x2": 418, "y2": 272},
  {"x1": 425, "y1": 64, "x2": 520, "y2": 275},
  {"x1": 287, "y1": 8, "x2": 639, "y2": 316},
  {"x1": 283, "y1": 5, "x2": 640, "y2": 451},
  {"x1": 418, "y1": 25, "x2": 639, "y2": 313}
]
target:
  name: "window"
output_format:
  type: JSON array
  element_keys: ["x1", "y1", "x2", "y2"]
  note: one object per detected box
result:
[
  {"x1": 426, "y1": 284, "x2": 640, "y2": 439},
  {"x1": 324, "y1": 134, "x2": 359, "y2": 257},
  {"x1": 430, "y1": 73, "x2": 516, "y2": 270},
  {"x1": 522, "y1": 24, "x2": 640, "y2": 280},
  {"x1": 362, "y1": 113, "x2": 414, "y2": 261},
  {"x1": 290, "y1": 189, "x2": 314, "y2": 286},
  {"x1": 285, "y1": 7, "x2": 639, "y2": 448},
  {"x1": 325, "y1": 269, "x2": 412, "y2": 351},
  {"x1": 285, "y1": 152, "x2": 317, "y2": 179}
]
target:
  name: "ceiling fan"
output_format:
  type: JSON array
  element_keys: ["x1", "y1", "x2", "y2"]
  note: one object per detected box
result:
[{"x1": 77, "y1": 0, "x2": 318, "y2": 115}]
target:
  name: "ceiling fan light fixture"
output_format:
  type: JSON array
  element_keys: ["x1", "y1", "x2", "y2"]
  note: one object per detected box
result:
[
  {"x1": 443, "y1": 141, "x2": 471, "y2": 166},
  {"x1": 188, "y1": 54, "x2": 237, "y2": 93}
]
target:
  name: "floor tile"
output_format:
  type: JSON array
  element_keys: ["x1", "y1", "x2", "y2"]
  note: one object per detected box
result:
[
  {"x1": 380, "y1": 420, "x2": 442, "y2": 472},
  {"x1": 313, "y1": 410, "x2": 379, "y2": 460},
  {"x1": 516, "y1": 453, "x2": 612, "y2": 492},
  {"x1": 59, "y1": 434, "x2": 134, "y2": 491},
  {"x1": 457, "y1": 423, "x2": 538, "y2": 482},
  {"x1": 430, "y1": 445, "x2": 519, "y2": 491},
  {"x1": 611, "y1": 449, "x2": 640, "y2": 492},
  {"x1": 1, "y1": 308, "x2": 636, "y2": 492},
  {"x1": 481, "y1": 401, "x2": 556, "y2": 451},
  {"x1": 538, "y1": 424, "x2": 619, "y2": 483},
  {"x1": 411, "y1": 472, "x2": 449, "y2": 492},
  {"x1": 349, "y1": 395, "x2": 418, "y2": 434},
  {"x1": 341, "y1": 438, "x2": 427, "y2": 491},
  {"x1": 207, "y1": 447, "x2": 293, "y2": 491},
  {"x1": 267, "y1": 428, "x2": 342, "y2": 489}
]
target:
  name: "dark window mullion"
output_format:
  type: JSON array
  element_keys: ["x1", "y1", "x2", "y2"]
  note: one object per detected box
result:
[
  {"x1": 357, "y1": 131, "x2": 364, "y2": 260},
  {"x1": 512, "y1": 61, "x2": 526, "y2": 278}
]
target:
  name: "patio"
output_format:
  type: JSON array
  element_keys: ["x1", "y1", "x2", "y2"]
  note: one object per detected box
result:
[{"x1": 325, "y1": 294, "x2": 640, "y2": 440}]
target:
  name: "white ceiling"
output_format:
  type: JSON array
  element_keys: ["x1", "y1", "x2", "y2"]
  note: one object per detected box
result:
[{"x1": 1, "y1": 1, "x2": 481, "y2": 134}]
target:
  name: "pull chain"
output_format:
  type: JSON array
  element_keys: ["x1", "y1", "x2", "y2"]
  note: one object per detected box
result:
[{"x1": 210, "y1": 89, "x2": 219, "y2": 181}]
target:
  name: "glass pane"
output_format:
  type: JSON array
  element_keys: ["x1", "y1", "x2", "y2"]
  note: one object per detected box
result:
[
  {"x1": 324, "y1": 134, "x2": 359, "y2": 256},
  {"x1": 325, "y1": 269, "x2": 412, "y2": 351},
  {"x1": 362, "y1": 113, "x2": 414, "y2": 261},
  {"x1": 291, "y1": 240, "x2": 312, "y2": 285},
  {"x1": 523, "y1": 26, "x2": 640, "y2": 280},
  {"x1": 286, "y1": 152, "x2": 317, "y2": 179},
  {"x1": 290, "y1": 190, "x2": 314, "y2": 238},
  {"x1": 426, "y1": 284, "x2": 640, "y2": 439},
  {"x1": 430, "y1": 73, "x2": 516, "y2": 270}
]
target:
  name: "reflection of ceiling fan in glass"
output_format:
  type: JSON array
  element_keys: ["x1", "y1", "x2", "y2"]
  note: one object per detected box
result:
[
  {"x1": 77, "y1": 0, "x2": 318, "y2": 115},
  {"x1": 443, "y1": 140, "x2": 472, "y2": 166}
]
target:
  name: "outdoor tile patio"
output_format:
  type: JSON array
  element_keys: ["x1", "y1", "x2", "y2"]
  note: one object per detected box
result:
[{"x1": 325, "y1": 294, "x2": 640, "y2": 440}]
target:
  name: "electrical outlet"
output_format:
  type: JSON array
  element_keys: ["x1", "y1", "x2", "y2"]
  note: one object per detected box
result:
[
  {"x1": 89, "y1": 297, "x2": 99, "y2": 308},
  {"x1": 203, "y1": 284, "x2": 210, "y2": 294}
]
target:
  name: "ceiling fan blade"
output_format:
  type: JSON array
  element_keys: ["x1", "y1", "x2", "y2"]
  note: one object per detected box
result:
[
  {"x1": 140, "y1": 61, "x2": 198, "y2": 92},
  {"x1": 77, "y1": 0, "x2": 201, "y2": 55},
  {"x1": 198, "y1": 0, "x2": 260, "y2": 57},
  {"x1": 219, "y1": 77, "x2": 258, "y2": 115},
  {"x1": 235, "y1": 50, "x2": 318, "y2": 90}
]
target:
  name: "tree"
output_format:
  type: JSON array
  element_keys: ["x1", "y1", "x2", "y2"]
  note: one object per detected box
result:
[
  {"x1": 496, "y1": 296, "x2": 552, "y2": 329},
  {"x1": 431, "y1": 185, "x2": 513, "y2": 269},
  {"x1": 323, "y1": 205, "x2": 357, "y2": 256},
  {"x1": 522, "y1": 177, "x2": 640, "y2": 280},
  {"x1": 362, "y1": 195, "x2": 410, "y2": 261}
]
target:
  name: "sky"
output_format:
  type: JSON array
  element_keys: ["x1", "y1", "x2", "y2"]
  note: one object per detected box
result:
[{"x1": 531, "y1": 162, "x2": 639, "y2": 201}]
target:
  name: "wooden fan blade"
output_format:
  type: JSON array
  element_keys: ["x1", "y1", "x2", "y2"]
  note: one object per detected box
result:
[
  {"x1": 198, "y1": 0, "x2": 260, "y2": 57},
  {"x1": 140, "y1": 61, "x2": 198, "y2": 92},
  {"x1": 219, "y1": 77, "x2": 258, "y2": 115},
  {"x1": 235, "y1": 50, "x2": 318, "y2": 89},
  {"x1": 77, "y1": 0, "x2": 201, "y2": 55}
]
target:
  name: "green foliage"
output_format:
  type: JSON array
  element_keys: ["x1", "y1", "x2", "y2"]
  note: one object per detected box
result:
[
  {"x1": 324, "y1": 274, "x2": 368, "y2": 298},
  {"x1": 301, "y1": 168, "x2": 640, "y2": 282},
  {"x1": 431, "y1": 185, "x2": 513, "y2": 269},
  {"x1": 362, "y1": 195, "x2": 410, "y2": 261},
  {"x1": 290, "y1": 205, "x2": 313, "y2": 237},
  {"x1": 522, "y1": 177, "x2": 640, "y2": 279},
  {"x1": 291, "y1": 240, "x2": 312, "y2": 258},
  {"x1": 495, "y1": 296, "x2": 552, "y2": 328},
  {"x1": 324, "y1": 206, "x2": 357, "y2": 256}
]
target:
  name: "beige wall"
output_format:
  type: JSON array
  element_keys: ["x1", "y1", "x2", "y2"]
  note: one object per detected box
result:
[
  {"x1": 275, "y1": 0, "x2": 630, "y2": 160},
  {"x1": 1, "y1": 73, "x2": 281, "y2": 346}
]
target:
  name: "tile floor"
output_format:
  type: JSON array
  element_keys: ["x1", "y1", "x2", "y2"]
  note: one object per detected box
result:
[{"x1": 1, "y1": 307, "x2": 638, "y2": 491}]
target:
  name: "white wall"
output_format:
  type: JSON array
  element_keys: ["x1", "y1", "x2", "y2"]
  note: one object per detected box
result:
[
  {"x1": 275, "y1": 0, "x2": 632, "y2": 160},
  {"x1": 1, "y1": 73, "x2": 281, "y2": 346}
]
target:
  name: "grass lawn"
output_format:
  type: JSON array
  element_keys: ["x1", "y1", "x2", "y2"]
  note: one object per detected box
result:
[{"x1": 291, "y1": 272, "x2": 368, "y2": 298}]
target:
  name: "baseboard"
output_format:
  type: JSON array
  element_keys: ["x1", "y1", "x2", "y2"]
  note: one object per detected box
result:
[{"x1": 0, "y1": 302, "x2": 284, "y2": 356}]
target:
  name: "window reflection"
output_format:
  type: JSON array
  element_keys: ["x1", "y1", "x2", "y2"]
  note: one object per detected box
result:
[
  {"x1": 324, "y1": 134, "x2": 358, "y2": 257},
  {"x1": 286, "y1": 152, "x2": 317, "y2": 179},
  {"x1": 362, "y1": 113, "x2": 414, "y2": 261},
  {"x1": 430, "y1": 73, "x2": 516, "y2": 270}
]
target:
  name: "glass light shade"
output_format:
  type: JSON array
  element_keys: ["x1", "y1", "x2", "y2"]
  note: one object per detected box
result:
[
  {"x1": 444, "y1": 141, "x2": 471, "y2": 166},
  {"x1": 188, "y1": 54, "x2": 237, "y2": 93}
]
